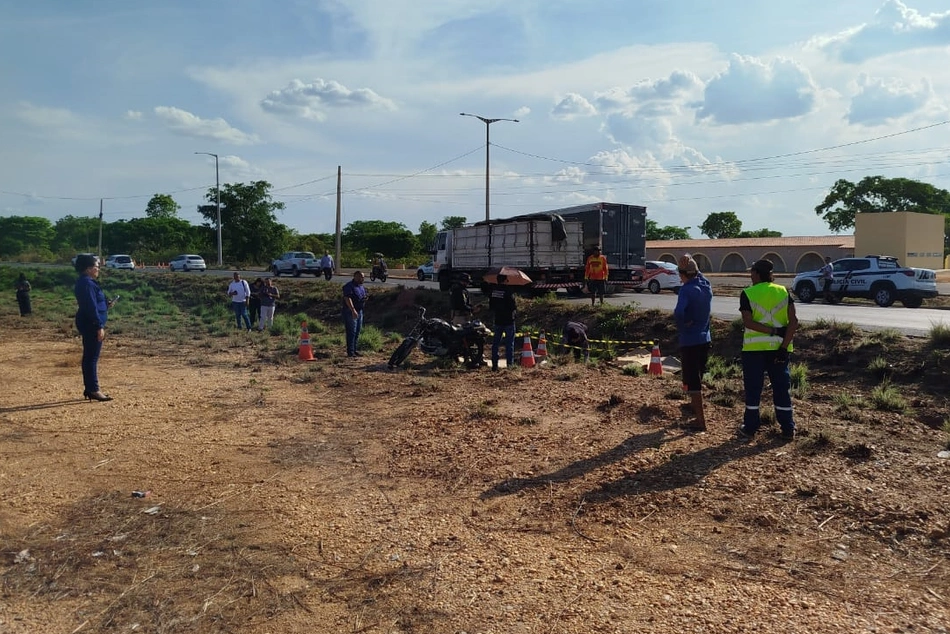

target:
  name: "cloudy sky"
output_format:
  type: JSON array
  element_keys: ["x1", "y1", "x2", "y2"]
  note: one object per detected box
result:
[{"x1": 2, "y1": 0, "x2": 949, "y2": 239}]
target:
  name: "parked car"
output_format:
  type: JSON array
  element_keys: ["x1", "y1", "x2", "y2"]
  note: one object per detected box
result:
[
  {"x1": 271, "y1": 251, "x2": 319, "y2": 277},
  {"x1": 71, "y1": 252, "x2": 96, "y2": 267},
  {"x1": 631, "y1": 260, "x2": 681, "y2": 294},
  {"x1": 105, "y1": 254, "x2": 135, "y2": 270},
  {"x1": 169, "y1": 254, "x2": 207, "y2": 272},
  {"x1": 417, "y1": 260, "x2": 436, "y2": 281},
  {"x1": 791, "y1": 255, "x2": 936, "y2": 308}
]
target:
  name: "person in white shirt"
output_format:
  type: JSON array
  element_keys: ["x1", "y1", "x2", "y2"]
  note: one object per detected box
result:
[
  {"x1": 227, "y1": 272, "x2": 252, "y2": 331},
  {"x1": 319, "y1": 251, "x2": 334, "y2": 281}
]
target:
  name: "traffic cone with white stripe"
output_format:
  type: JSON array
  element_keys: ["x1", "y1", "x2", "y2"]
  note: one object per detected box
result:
[
  {"x1": 520, "y1": 334, "x2": 536, "y2": 368},
  {"x1": 298, "y1": 321, "x2": 316, "y2": 362},
  {"x1": 536, "y1": 331, "x2": 548, "y2": 361},
  {"x1": 648, "y1": 343, "x2": 663, "y2": 376}
]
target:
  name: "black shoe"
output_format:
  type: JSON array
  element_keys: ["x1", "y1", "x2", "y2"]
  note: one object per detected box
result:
[
  {"x1": 84, "y1": 390, "x2": 113, "y2": 402},
  {"x1": 737, "y1": 425, "x2": 754, "y2": 440},
  {"x1": 353, "y1": 351, "x2": 363, "y2": 357},
  {"x1": 780, "y1": 429, "x2": 796, "y2": 440}
]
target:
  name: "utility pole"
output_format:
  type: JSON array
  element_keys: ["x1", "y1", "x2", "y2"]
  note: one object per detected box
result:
[
  {"x1": 459, "y1": 113, "x2": 519, "y2": 221},
  {"x1": 335, "y1": 166, "x2": 342, "y2": 275},
  {"x1": 194, "y1": 152, "x2": 223, "y2": 266}
]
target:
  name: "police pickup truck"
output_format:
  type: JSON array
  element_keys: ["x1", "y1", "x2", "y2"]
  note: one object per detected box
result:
[
  {"x1": 271, "y1": 251, "x2": 320, "y2": 277},
  {"x1": 791, "y1": 255, "x2": 937, "y2": 308}
]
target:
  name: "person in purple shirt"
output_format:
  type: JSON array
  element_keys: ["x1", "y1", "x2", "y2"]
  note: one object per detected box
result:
[
  {"x1": 74, "y1": 254, "x2": 115, "y2": 401},
  {"x1": 342, "y1": 271, "x2": 368, "y2": 357},
  {"x1": 673, "y1": 254, "x2": 712, "y2": 431}
]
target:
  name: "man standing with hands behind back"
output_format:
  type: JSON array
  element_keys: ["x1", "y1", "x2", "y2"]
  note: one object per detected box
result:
[
  {"x1": 738, "y1": 259, "x2": 798, "y2": 441},
  {"x1": 673, "y1": 254, "x2": 712, "y2": 431},
  {"x1": 584, "y1": 246, "x2": 608, "y2": 306}
]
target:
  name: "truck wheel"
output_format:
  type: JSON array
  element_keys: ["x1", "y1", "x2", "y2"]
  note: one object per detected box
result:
[
  {"x1": 795, "y1": 282, "x2": 816, "y2": 303},
  {"x1": 901, "y1": 296, "x2": 923, "y2": 309},
  {"x1": 648, "y1": 280, "x2": 661, "y2": 294},
  {"x1": 293, "y1": 266, "x2": 301, "y2": 278},
  {"x1": 872, "y1": 283, "x2": 895, "y2": 307}
]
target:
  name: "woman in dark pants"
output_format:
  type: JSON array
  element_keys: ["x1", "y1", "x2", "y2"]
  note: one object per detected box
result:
[
  {"x1": 15, "y1": 273, "x2": 32, "y2": 316},
  {"x1": 74, "y1": 254, "x2": 114, "y2": 401}
]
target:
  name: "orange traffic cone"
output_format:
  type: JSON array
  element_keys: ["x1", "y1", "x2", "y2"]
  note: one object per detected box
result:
[
  {"x1": 536, "y1": 331, "x2": 548, "y2": 360},
  {"x1": 648, "y1": 343, "x2": 663, "y2": 376},
  {"x1": 520, "y1": 334, "x2": 536, "y2": 368},
  {"x1": 298, "y1": 321, "x2": 316, "y2": 362}
]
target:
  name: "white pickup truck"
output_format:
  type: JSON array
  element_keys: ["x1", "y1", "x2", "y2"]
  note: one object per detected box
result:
[
  {"x1": 791, "y1": 255, "x2": 938, "y2": 308},
  {"x1": 271, "y1": 251, "x2": 320, "y2": 277}
]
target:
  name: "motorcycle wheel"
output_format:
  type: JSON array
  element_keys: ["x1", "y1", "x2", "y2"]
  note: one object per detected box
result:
[
  {"x1": 388, "y1": 338, "x2": 417, "y2": 369},
  {"x1": 380, "y1": 273, "x2": 388, "y2": 282}
]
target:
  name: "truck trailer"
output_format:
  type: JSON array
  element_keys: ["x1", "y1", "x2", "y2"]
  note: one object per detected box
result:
[{"x1": 431, "y1": 202, "x2": 647, "y2": 293}]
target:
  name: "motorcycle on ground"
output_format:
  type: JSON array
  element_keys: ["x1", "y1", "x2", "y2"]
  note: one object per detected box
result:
[{"x1": 388, "y1": 306, "x2": 491, "y2": 370}]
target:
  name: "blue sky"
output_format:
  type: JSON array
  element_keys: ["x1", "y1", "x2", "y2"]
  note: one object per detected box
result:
[{"x1": 2, "y1": 0, "x2": 950, "y2": 238}]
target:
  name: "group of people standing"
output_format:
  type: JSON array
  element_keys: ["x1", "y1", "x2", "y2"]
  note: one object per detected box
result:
[
  {"x1": 673, "y1": 253, "x2": 798, "y2": 440},
  {"x1": 227, "y1": 273, "x2": 280, "y2": 332}
]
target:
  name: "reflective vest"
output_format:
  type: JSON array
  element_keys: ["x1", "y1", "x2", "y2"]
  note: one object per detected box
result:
[
  {"x1": 585, "y1": 254, "x2": 608, "y2": 280},
  {"x1": 742, "y1": 282, "x2": 793, "y2": 352}
]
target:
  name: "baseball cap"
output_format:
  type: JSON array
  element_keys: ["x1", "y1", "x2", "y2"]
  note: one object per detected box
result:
[{"x1": 750, "y1": 259, "x2": 773, "y2": 276}]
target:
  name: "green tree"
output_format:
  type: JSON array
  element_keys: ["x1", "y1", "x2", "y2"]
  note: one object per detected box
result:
[
  {"x1": 342, "y1": 220, "x2": 417, "y2": 259},
  {"x1": 295, "y1": 233, "x2": 334, "y2": 256},
  {"x1": 0, "y1": 216, "x2": 55, "y2": 258},
  {"x1": 737, "y1": 228, "x2": 782, "y2": 238},
  {"x1": 645, "y1": 219, "x2": 691, "y2": 240},
  {"x1": 198, "y1": 181, "x2": 291, "y2": 264},
  {"x1": 54, "y1": 215, "x2": 101, "y2": 254},
  {"x1": 815, "y1": 176, "x2": 950, "y2": 233},
  {"x1": 699, "y1": 211, "x2": 742, "y2": 239},
  {"x1": 145, "y1": 194, "x2": 181, "y2": 219},
  {"x1": 417, "y1": 221, "x2": 437, "y2": 252},
  {"x1": 441, "y1": 216, "x2": 467, "y2": 230}
]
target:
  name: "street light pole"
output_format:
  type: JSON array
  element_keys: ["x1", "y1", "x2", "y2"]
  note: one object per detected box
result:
[
  {"x1": 460, "y1": 113, "x2": 518, "y2": 222},
  {"x1": 195, "y1": 152, "x2": 223, "y2": 266}
]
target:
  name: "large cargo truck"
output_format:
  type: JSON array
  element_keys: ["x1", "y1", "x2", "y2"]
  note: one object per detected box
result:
[{"x1": 431, "y1": 202, "x2": 647, "y2": 293}]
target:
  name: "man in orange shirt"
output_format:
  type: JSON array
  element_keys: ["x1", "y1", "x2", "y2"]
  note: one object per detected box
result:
[{"x1": 584, "y1": 246, "x2": 609, "y2": 306}]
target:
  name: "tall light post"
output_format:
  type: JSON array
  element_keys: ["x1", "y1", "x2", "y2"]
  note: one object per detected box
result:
[
  {"x1": 194, "y1": 152, "x2": 223, "y2": 266},
  {"x1": 460, "y1": 112, "x2": 518, "y2": 221}
]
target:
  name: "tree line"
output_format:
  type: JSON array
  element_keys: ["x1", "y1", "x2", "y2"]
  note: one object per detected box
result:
[
  {"x1": 3, "y1": 176, "x2": 948, "y2": 263},
  {"x1": 0, "y1": 182, "x2": 469, "y2": 267}
]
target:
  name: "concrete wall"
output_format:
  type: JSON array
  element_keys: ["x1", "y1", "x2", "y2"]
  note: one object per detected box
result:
[{"x1": 855, "y1": 211, "x2": 944, "y2": 270}]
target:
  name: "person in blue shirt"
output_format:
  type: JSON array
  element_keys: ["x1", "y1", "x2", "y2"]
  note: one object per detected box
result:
[
  {"x1": 342, "y1": 271, "x2": 368, "y2": 357},
  {"x1": 673, "y1": 254, "x2": 712, "y2": 431},
  {"x1": 74, "y1": 254, "x2": 115, "y2": 401}
]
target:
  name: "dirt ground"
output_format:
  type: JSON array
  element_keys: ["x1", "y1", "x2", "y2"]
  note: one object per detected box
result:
[{"x1": 2, "y1": 305, "x2": 950, "y2": 633}]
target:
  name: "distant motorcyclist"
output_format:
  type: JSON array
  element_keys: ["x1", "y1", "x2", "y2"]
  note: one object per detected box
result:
[{"x1": 371, "y1": 254, "x2": 388, "y2": 281}]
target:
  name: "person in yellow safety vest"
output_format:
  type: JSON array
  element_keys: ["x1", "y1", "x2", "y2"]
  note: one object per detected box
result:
[
  {"x1": 738, "y1": 259, "x2": 799, "y2": 441},
  {"x1": 584, "y1": 246, "x2": 609, "y2": 307}
]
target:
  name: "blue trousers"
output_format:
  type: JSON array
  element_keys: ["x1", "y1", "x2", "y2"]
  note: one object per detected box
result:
[
  {"x1": 741, "y1": 350, "x2": 794, "y2": 435},
  {"x1": 343, "y1": 309, "x2": 363, "y2": 356},
  {"x1": 80, "y1": 329, "x2": 103, "y2": 392},
  {"x1": 232, "y1": 301, "x2": 251, "y2": 330},
  {"x1": 492, "y1": 324, "x2": 516, "y2": 368}
]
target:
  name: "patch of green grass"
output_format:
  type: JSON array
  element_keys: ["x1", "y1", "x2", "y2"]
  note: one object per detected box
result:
[
  {"x1": 813, "y1": 317, "x2": 857, "y2": 337},
  {"x1": 664, "y1": 387, "x2": 686, "y2": 401},
  {"x1": 790, "y1": 362, "x2": 808, "y2": 399},
  {"x1": 868, "y1": 380, "x2": 908, "y2": 413},
  {"x1": 554, "y1": 367, "x2": 584, "y2": 381},
  {"x1": 705, "y1": 355, "x2": 741, "y2": 381},
  {"x1": 621, "y1": 363, "x2": 644, "y2": 376},
  {"x1": 929, "y1": 322, "x2": 950, "y2": 348},
  {"x1": 833, "y1": 392, "x2": 863, "y2": 410},
  {"x1": 867, "y1": 356, "x2": 892, "y2": 379},
  {"x1": 867, "y1": 328, "x2": 902, "y2": 345}
]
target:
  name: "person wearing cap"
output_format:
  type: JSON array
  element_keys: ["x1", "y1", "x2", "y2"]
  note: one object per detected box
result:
[
  {"x1": 488, "y1": 274, "x2": 517, "y2": 370},
  {"x1": 450, "y1": 273, "x2": 474, "y2": 325},
  {"x1": 584, "y1": 246, "x2": 609, "y2": 306},
  {"x1": 74, "y1": 254, "x2": 115, "y2": 401},
  {"x1": 673, "y1": 254, "x2": 712, "y2": 431},
  {"x1": 738, "y1": 259, "x2": 798, "y2": 440}
]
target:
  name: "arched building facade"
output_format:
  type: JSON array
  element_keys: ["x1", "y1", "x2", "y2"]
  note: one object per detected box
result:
[{"x1": 647, "y1": 236, "x2": 855, "y2": 273}]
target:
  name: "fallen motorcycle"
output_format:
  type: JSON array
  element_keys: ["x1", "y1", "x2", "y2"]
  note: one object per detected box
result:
[{"x1": 388, "y1": 306, "x2": 490, "y2": 370}]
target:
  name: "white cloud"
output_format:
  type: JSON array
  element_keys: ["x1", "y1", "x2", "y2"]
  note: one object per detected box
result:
[
  {"x1": 16, "y1": 102, "x2": 82, "y2": 130},
  {"x1": 815, "y1": 0, "x2": 950, "y2": 63},
  {"x1": 551, "y1": 93, "x2": 596, "y2": 120},
  {"x1": 124, "y1": 110, "x2": 143, "y2": 120},
  {"x1": 260, "y1": 78, "x2": 396, "y2": 121},
  {"x1": 513, "y1": 106, "x2": 531, "y2": 119},
  {"x1": 847, "y1": 74, "x2": 932, "y2": 125},
  {"x1": 696, "y1": 54, "x2": 818, "y2": 124},
  {"x1": 152, "y1": 106, "x2": 259, "y2": 145}
]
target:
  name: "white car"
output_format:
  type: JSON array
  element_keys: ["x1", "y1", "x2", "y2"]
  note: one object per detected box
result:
[
  {"x1": 105, "y1": 254, "x2": 135, "y2": 270},
  {"x1": 417, "y1": 260, "x2": 435, "y2": 281},
  {"x1": 631, "y1": 260, "x2": 681, "y2": 294},
  {"x1": 169, "y1": 254, "x2": 207, "y2": 272},
  {"x1": 791, "y1": 255, "x2": 936, "y2": 308}
]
